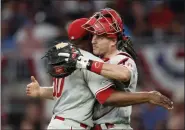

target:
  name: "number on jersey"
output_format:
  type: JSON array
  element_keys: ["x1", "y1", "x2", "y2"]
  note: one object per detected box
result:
[{"x1": 53, "y1": 78, "x2": 65, "y2": 98}]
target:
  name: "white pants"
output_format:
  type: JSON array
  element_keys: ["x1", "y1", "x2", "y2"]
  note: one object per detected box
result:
[
  {"x1": 47, "y1": 116, "x2": 91, "y2": 130},
  {"x1": 98, "y1": 123, "x2": 133, "y2": 130}
]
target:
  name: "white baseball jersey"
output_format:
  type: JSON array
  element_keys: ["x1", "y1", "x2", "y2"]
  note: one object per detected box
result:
[
  {"x1": 93, "y1": 52, "x2": 138, "y2": 125},
  {"x1": 51, "y1": 49, "x2": 114, "y2": 127}
]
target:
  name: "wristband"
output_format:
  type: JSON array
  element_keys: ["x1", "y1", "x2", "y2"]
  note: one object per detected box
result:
[{"x1": 87, "y1": 60, "x2": 104, "y2": 74}]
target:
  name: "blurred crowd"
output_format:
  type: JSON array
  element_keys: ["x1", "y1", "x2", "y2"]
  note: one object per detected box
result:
[{"x1": 1, "y1": 0, "x2": 184, "y2": 130}]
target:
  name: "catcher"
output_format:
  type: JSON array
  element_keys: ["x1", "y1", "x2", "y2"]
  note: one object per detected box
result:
[
  {"x1": 26, "y1": 18, "x2": 173, "y2": 130},
  {"x1": 58, "y1": 8, "x2": 174, "y2": 130}
]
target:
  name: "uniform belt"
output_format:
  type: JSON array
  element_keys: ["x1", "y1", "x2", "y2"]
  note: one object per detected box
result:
[
  {"x1": 93, "y1": 123, "x2": 114, "y2": 130},
  {"x1": 54, "y1": 116, "x2": 88, "y2": 129}
]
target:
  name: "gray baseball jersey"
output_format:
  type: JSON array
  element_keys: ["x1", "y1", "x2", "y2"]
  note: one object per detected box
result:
[
  {"x1": 93, "y1": 52, "x2": 138, "y2": 125},
  {"x1": 52, "y1": 49, "x2": 114, "y2": 127}
]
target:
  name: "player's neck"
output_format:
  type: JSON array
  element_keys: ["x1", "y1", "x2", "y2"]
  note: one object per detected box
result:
[{"x1": 104, "y1": 48, "x2": 119, "y2": 58}]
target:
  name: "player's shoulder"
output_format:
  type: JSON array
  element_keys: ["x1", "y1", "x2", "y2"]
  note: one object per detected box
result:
[
  {"x1": 109, "y1": 51, "x2": 135, "y2": 65},
  {"x1": 80, "y1": 49, "x2": 103, "y2": 62}
]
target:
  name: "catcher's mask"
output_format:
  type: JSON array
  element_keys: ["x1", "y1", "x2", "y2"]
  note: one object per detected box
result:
[
  {"x1": 42, "y1": 42, "x2": 82, "y2": 78},
  {"x1": 82, "y1": 8, "x2": 123, "y2": 39},
  {"x1": 82, "y1": 8, "x2": 137, "y2": 61}
]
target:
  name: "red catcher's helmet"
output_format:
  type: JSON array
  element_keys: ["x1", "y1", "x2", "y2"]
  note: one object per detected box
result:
[{"x1": 82, "y1": 8, "x2": 123, "y2": 38}]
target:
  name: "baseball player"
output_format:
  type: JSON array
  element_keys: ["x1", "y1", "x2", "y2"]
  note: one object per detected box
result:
[
  {"x1": 84, "y1": 9, "x2": 138, "y2": 130},
  {"x1": 59, "y1": 9, "x2": 173, "y2": 130},
  {"x1": 26, "y1": 44, "x2": 115, "y2": 130},
  {"x1": 26, "y1": 18, "x2": 173, "y2": 130}
]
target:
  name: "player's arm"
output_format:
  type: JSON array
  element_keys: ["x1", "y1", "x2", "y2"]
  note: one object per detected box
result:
[
  {"x1": 39, "y1": 87, "x2": 54, "y2": 100},
  {"x1": 85, "y1": 69, "x2": 173, "y2": 110},
  {"x1": 89, "y1": 62, "x2": 130, "y2": 81},
  {"x1": 104, "y1": 91, "x2": 152, "y2": 106},
  {"x1": 26, "y1": 76, "x2": 54, "y2": 100},
  {"x1": 86, "y1": 55, "x2": 136, "y2": 82},
  {"x1": 58, "y1": 53, "x2": 132, "y2": 82},
  {"x1": 102, "y1": 88, "x2": 173, "y2": 110},
  {"x1": 89, "y1": 82, "x2": 173, "y2": 110}
]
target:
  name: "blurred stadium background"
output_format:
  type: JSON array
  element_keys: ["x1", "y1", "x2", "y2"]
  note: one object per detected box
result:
[{"x1": 1, "y1": 0, "x2": 184, "y2": 130}]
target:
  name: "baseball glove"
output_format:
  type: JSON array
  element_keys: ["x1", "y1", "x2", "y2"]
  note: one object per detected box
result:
[{"x1": 42, "y1": 42, "x2": 82, "y2": 78}]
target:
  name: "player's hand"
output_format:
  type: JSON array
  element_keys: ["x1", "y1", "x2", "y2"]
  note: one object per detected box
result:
[
  {"x1": 148, "y1": 91, "x2": 173, "y2": 110},
  {"x1": 26, "y1": 76, "x2": 40, "y2": 97},
  {"x1": 76, "y1": 55, "x2": 90, "y2": 69},
  {"x1": 58, "y1": 52, "x2": 90, "y2": 69}
]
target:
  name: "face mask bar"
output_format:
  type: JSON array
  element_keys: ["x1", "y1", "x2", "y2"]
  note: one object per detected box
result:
[{"x1": 82, "y1": 10, "x2": 122, "y2": 36}]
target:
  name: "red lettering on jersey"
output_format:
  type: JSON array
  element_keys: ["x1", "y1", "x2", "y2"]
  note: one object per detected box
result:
[{"x1": 53, "y1": 78, "x2": 65, "y2": 98}]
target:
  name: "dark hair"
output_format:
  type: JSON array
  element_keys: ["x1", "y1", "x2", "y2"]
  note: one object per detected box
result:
[{"x1": 117, "y1": 32, "x2": 137, "y2": 61}]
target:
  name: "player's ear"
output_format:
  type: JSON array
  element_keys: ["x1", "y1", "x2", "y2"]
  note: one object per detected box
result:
[{"x1": 110, "y1": 38, "x2": 117, "y2": 46}]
